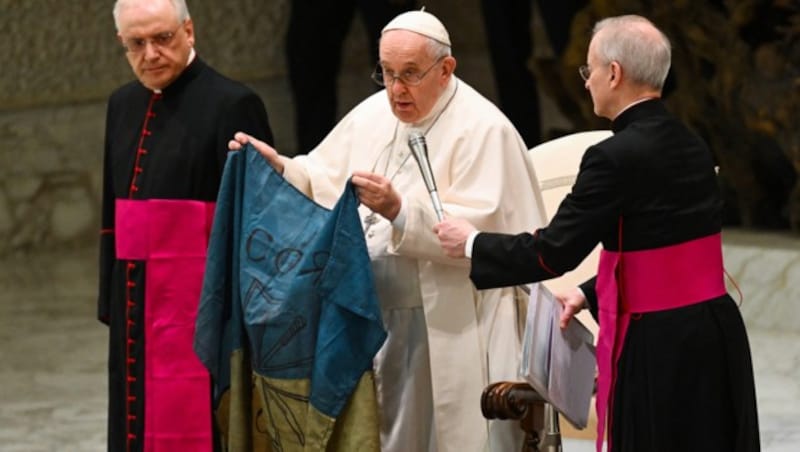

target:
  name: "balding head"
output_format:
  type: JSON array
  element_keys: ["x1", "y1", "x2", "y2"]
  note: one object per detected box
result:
[
  {"x1": 591, "y1": 15, "x2": 671, "y2": 90},
  {"x1": 113, "y1": 0, "x2": 190, "y2": 32}
]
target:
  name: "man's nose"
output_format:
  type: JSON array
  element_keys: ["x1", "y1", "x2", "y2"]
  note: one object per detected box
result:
[
  {"x1": 390, "y1": 78, "x2": 407, "y2": 94},
  {"x1": 143, "y1": 41, "x2": 160, "y2": 59}
]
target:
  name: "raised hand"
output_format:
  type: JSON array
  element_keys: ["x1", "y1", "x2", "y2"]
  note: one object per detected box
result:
[
  {"x1": 351, "y1": 171, "x2": 401, "y2": 221},
  {"x1": 228, "y1": 132, "x2": 284, "y2": 174}
]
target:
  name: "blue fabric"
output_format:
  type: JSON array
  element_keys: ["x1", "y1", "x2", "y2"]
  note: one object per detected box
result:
[{"x1": 195, "y1": 144, "x2": 386, "y2": 418}]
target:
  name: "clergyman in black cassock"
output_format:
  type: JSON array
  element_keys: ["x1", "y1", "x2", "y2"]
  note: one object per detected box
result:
[
  {"x1": 434, "y1": 15, "x2": 759, "y2": 452},
  {"x1": 98, "y1": 1, "x2": 273, "y2": 451}
]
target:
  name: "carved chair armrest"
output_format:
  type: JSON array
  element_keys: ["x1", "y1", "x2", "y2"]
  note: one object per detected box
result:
[{"x1": 481, "y1": 381, "x2": 561, "y2": 452}]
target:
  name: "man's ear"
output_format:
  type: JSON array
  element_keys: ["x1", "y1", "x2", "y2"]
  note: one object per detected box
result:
[
  {"x1": 442, "y1": 55, "x2": 457, "y2": 76},
  {"x1": 609, "y1": 61, "x2": 621, "y2": 84},
  {"x1": 185, "y1": 18, "x2": 195, "y2": 47}
]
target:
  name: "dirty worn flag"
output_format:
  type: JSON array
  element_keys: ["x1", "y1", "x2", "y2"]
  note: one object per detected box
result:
[{"x1": 194, "y1": 143, "x2": 386, "y2": 451}]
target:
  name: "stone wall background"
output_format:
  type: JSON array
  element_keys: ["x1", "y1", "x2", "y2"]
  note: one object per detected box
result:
[
  {"x1": 1, "y1": 0, "x2": 798, "y2": 257},
  {"x1": 0, "y1": 0, "x2": 493, "y2": 257},
  {"x1": 1, "y1": 0, "x2": 289, "y2": 110},
  {"x1": 532, "y1": 0, "x2": 800, "y2": 231}
]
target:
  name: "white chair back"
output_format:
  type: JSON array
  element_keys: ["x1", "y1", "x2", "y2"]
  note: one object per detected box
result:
[{"x1": 528, "y1": 130, "x2": 612, "y2": 335}]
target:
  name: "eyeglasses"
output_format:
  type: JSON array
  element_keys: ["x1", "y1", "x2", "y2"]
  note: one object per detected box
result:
[
  {"x1": 371, "y1": 56, "x2": 445, "y2": 87},
  {"x1": 120, "y1": 23, "x2": 184, "y2": 54},
  {"x1": 578, "y1": 65, "x2": 592, "y2": 81}
]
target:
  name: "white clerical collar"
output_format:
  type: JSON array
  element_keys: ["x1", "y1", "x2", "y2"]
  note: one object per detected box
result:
[{"x1": 153, "y1": 48, "x2": 195, "y2": 94}]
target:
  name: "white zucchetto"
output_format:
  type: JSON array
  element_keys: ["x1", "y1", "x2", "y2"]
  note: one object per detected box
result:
[{"x1": 381, "y1": 9, "x2": 451, "y2": 47}]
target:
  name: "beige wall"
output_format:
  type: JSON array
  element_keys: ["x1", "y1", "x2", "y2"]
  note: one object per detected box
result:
[{"x1": 0, "y1": 0, "x2": 496, "y2": 256}]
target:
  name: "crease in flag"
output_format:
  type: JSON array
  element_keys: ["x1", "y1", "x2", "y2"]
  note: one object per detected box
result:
[{"x1": 194, "y1": 144, "x2": 386, "y2": 451}]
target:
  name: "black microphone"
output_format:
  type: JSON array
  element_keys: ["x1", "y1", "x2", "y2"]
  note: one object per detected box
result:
[{"x1": 408, "y1": 130, "x2": 444, "y2": 221}]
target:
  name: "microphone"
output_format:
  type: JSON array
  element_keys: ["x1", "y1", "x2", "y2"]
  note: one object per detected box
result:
[{"x1": 408, "y1": 130, "x2": 445, "y2": 221}]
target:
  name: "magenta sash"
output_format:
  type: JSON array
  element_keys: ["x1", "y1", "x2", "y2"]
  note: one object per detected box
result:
[
  {"x1": 594, "y1": 233, "x2": 726, "y2": 452},
  {"x1": 116, "y1": 199, "x2": 215, "y2": 452}
]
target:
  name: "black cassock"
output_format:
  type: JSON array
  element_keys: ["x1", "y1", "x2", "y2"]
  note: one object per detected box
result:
[
  {"x1": 97, "y1": 57, "x2": 273, "y2": 452},
  {"x1": 471, "y1": 100, "x2": 760, "y2": 452}
]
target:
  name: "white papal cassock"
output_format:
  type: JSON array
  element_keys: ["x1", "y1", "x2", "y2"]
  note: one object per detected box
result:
[{"x1": 279, "y1": 75, "x2": 546, "y2": 452}]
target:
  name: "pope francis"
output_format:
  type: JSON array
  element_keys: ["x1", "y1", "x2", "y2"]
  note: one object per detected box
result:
[{"x1": 229, "y1": 9, "x2": 547, "y2": 452}]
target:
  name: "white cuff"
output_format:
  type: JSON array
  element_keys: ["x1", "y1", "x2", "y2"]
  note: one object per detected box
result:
[
  {"x1": 465, "y1": 230, "x2": 479, "y2": 259},
  {"x1": 391, "y1": 196, "x2": 407, "y2": 230}
]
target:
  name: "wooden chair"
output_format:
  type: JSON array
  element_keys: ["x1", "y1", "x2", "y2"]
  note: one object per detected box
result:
[{"x1": 481, "y1": 130, "x2": 612, "y2": 452}]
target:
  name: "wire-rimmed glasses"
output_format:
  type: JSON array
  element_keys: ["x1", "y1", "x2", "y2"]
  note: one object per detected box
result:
[
  {"x1": 579, "y1": 65, "x2": 592, "y2": 81},
  {"x1": 371, "y1": 56, "x2": 446, "y2": 87},
  {"x1": 120, "y1": 22, "x2": 184, "y2": 54}
]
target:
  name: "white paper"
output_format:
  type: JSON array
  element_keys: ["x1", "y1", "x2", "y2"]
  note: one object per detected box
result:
[{"x1": 520, "y1": 284, "x2": 596, "y2": 429}]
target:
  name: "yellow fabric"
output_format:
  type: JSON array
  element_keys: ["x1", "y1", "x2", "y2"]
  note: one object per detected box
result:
[
  {"x1": 311, "y1": 373, "x2": 381, "y2": 451},
  {"x1": 215, "y1": 354, "x2": 380, "y2": 452},
  {"x1": 215, "y1": 349, "x2": 272, "y2": 451},
  {"x1": 253, "y1": 372, "x2": 380, "y2": 452}
]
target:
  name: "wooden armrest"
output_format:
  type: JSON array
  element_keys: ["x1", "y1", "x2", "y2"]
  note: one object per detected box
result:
[{"x1": 481, "y1": 381, "x2": 562, "y2": 452}]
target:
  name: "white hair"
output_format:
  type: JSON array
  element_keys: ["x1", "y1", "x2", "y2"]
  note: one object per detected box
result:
[
  {"x1": 377, "y1": 33, "x2": 451, "y2": 62},
  {"x1": 426, "y1": 38, "x2": 451, "y2": 60},
  {"x1": 592, "y1": 15, "x2": 671, "y2": 90},
  {"x1": 113, "y1": 0, "x2": 191, "y2": 31}
]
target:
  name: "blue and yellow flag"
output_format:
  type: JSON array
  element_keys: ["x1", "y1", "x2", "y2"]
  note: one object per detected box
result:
[{"x1": 195, "y1": 144, "x2": 386, "y2": 451}]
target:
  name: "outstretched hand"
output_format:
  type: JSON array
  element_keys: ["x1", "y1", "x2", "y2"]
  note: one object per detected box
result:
[
  {"x1": 228, "y1": 132, "x2": 284, "y2": 174},
  {"x1": 433, "y1": 218, "x2": 477, "y2": 258}
]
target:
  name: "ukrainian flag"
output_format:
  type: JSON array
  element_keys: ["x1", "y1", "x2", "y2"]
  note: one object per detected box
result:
[{"x1": 195, "y1": 144, "x2": 386, "y2": 451}]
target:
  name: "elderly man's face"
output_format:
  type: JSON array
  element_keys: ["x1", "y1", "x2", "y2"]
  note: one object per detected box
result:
[
  {"x1": 116, "y1": 0, "x2": 194, "y2": 90},
  {"x1": 378, "y1": 30, "x2": 452, "y2": 124}
]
